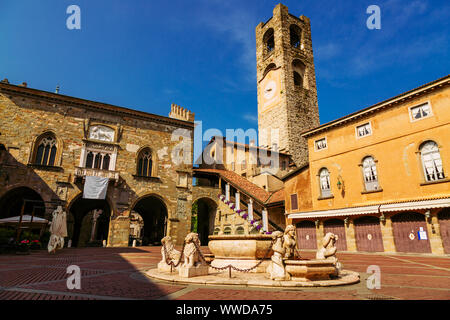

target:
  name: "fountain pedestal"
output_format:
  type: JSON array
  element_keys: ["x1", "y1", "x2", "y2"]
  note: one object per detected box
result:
[
  {"x1": 284, "y1": 259, "x2": 338, "y2": 281},
  {"x1": 208, "y1": 234, "x2": 273, "y2": 273}
]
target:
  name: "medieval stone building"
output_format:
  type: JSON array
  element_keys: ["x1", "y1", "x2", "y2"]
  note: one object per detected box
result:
[{"x1": 0, "y1": 80, "x2": 195, "y2": 246}]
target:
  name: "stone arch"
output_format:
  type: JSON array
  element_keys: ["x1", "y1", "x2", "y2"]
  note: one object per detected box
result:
[
  {"x1": 130, "y1": 193, "x2": 169, "y2": 246},
  {"x1": 292, "y1": 59, "x2": 307, "y2": 88},
  {"x1": 0, "y1": 185, "x2": 46, "y2": 220},
  {"x1": 130, "y1": 192, "x2": 171, "y2": 220},
  {"x1": 192, "y1": 196, "x2": 218, "y2": 245},
  {"x1": 262, "y1": 63, "x2": 277, "y2": 80},
  {"x1": 66, "y1": 192, "x2": 114, "y2": 247}
]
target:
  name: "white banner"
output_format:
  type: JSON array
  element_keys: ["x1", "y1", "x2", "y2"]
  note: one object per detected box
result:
[{"x1": 83, "y1": 176, "x2": 109, "y2": 200}]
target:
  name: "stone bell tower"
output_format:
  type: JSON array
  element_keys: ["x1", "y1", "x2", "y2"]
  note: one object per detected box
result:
[{"x1": 256, "y1": 3, "x2": 319, "y2": 167}]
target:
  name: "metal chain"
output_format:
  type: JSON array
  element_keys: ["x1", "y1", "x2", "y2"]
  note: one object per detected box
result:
[
  {"x1": 162, "y1": 240, "x2": 186, "y2": 269},
  {"x1": 193, "y1": 238, "x2": 276, "y2": 273}
]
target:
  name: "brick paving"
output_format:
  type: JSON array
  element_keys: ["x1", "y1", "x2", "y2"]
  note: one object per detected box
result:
[{"x1": 0, "y1": 247, "x2": 449, "y2": 300}]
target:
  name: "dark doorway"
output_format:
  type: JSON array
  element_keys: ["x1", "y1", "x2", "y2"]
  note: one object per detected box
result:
[
  {"x1": 0, "y1": 187, "x2": 45, "y2": 219},
  {"x1": 68, "y1": 197, "x2": 111, "y2": 247},
  {"x1": 132, "y1": 196, "x2": 167, "y2": 246},
  {"x1": 194, "y1": 198, "x2": 217, "y2": 245}
]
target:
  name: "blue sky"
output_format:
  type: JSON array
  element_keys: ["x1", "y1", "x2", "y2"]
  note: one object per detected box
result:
[{"x1": 1, "y1": 0, "x2": 449, "y2": 149}]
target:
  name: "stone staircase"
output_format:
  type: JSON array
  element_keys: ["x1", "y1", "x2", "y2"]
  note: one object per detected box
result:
[{"x1": 216, "y1": 194, "x2": 282, "y2": 235}]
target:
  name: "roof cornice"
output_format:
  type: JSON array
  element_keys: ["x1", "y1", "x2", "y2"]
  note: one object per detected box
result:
[
  {"x1": 301, "y1": 75, "x2": 450, "y2": 138},
  {"x1": 0, "y1": 82, "x2": 195, "y2": 129}
]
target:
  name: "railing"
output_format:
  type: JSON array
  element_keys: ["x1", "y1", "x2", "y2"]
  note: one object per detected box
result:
[
  {"x1": 74, "y1": 167, "x2": 120, "y2": 182},
  {"x1": 227, "y1": 195, "x2": 284, "y2": 233}
]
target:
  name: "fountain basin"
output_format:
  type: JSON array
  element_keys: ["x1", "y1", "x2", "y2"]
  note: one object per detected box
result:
[
  {"x1": 208, "y1": 234, "x2": 273, "y2": 273},
  {"x1": 285, "y1": 259, "x2": 337, "y2": 281}
]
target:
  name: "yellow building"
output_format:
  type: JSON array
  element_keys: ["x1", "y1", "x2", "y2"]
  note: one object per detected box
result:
[{"x1": 285, "y1": 75, "x2": 450, "y2": 255}]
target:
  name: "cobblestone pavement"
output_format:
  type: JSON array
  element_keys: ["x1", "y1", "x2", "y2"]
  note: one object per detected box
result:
[{"x1": 0, "y1": 247, "x2": 449, "y2": 300}]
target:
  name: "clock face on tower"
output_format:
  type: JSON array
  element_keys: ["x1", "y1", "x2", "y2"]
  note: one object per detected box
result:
[
  {"x1": 259, "y1": 68, "x2": 281, "y2": 113},
  {"x1": 263, "y1": 80, "x2": 277, "y2": 100}
]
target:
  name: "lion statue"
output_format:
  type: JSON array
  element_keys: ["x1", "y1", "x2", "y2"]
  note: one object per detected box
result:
[
  {"x1": 182, "y1": 233, "x2": 203, "y2": 268},
  {"x1": 160, "y1": 236, "x2": 181, "y2": 265}
]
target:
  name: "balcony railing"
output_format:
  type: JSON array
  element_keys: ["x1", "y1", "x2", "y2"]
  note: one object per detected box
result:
[{"x1": 74, "y1": 167, "x2": 120, "y2": 183}]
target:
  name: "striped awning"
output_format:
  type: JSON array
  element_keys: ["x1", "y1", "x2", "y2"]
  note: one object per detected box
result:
[{"x1": 287, "y1": 197, "x2": 450, "y2": 220}]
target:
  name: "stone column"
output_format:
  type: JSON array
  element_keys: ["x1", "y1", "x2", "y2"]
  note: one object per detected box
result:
[
  {"x1": 248, "y1": 199, "x2": 254, "y2": 221},
  {"x1": 426, "y1": 209, "x2": 445, "y2": 255},
  {"x1": 316, "y1": 220, "x2": 324, "y2": 249},
  {"x1": 235, "y1": 191, "x2": 240, "y2": 210},
  {"x1": 345, "y1": 219, "x2": 357, "y2": 252},
  {"x1": 262, "y1": 209, "x2": 268, "y2": 232},
  {"x1": 380, "y1": 214, "x2": 396, "y2": 253},
  {"x1": 225, "y1": 183, "x2": 230, "y2": 202},
  {"x1": 90, "y1": 210, "x2": 102, "y2": 242}
]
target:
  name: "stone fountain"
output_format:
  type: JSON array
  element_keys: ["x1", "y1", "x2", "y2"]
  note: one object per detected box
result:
[{"x1": 146, "y1": 225, "x2": 359, "y2": 287}]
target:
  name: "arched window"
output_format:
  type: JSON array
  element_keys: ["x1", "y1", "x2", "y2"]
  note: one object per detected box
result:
[
  {"x1": 293, "y1": 72, "x2": 303, "y2": 86},
  {"x1": 85, "y1": 151, "x2": 94, "y2": 168},
  {"x1": 362, "y1": 156, "x2": 379, "y2": 191},
  {"x1": 263, "y1": 28, "x2": 275, "y2": 54},
  {"x1": 137, "y1": 148, "x2": 153, "y2": 177},
  {"x1": 84, "y1": 151, "x2": 111, "y2": 171},
  {"x1": 289, "y1": 25, "x2": 302, "y2": 48},
  {"x1": 102, "y1": 154, "x2": 110, "y2": 170},
  {"x1": 292, "y1": 59, "x2": 306, "y2": 88},
  {"x1": 34, "y1": 134, "x2": 57, "y2": 166},
  {"x1": 420, "y1": 141, "x2": 445, "y2": 182},
  {"x1": 319, "y1": 168, "x2": 331, "y2": 198},
  {"x1": 223, "y1": 226, "x2": 232, "y2": 235}
]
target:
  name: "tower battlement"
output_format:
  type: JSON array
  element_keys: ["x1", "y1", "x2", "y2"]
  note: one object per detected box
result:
[{"x1": 169, "y1": 103, "x2": 195, "y2": 122}]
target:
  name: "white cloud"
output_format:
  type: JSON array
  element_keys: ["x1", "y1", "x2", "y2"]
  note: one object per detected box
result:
[{"x1": 243, "y1": 113, "x2": 258, "y2": 123}]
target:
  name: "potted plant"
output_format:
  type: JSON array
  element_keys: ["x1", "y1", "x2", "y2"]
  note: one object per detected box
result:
[
  {"x1": 17, "y1": 239, "x2": 30, "y2": 254},
  {"x1": 30, "y1": 239, "x2": 41, "y2": 251}
]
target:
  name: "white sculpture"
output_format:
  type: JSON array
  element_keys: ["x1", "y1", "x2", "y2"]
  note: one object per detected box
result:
[
  {"x1": 89, "y1": 125, "x2": 114, "y2": 142},
  {"x1": 48, "y1": 206, "x2": 68, "y2": 254},
  {"x1": 282, "y1": 225, "x2": 298, "y2": 259},
  {"x1": 316, "y1": 232, "x2": 343, "y2": 275},
  {"x1": 178, "y1": 232, "x2": 209, "y2": 278},
  {"x1": 182, "y1": 233, "x2": 203, "y2": 268},
  {"x1": 267, "y1": 231, "x2": 290, "y2": 281},
  {"x1": 160, "y1": 236, "x2": 181, "y2": 266}
]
